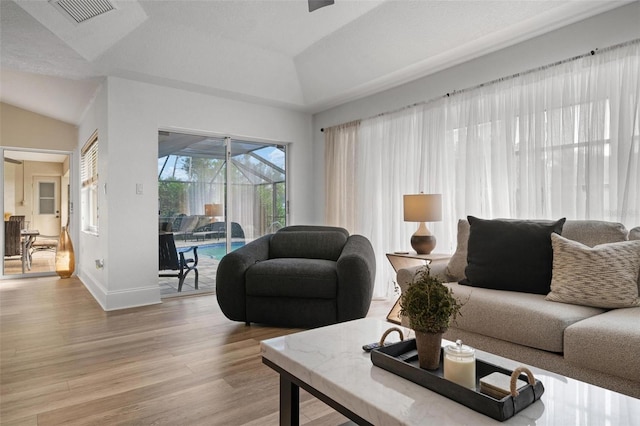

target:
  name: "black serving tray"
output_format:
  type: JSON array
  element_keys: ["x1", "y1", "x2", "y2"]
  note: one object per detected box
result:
[{"x1": 371, "y1": 339, "x2": 544, "y2": 422}]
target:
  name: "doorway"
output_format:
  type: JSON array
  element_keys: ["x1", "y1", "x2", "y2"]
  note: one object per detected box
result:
[
  {"x1": 158, "y1": 131, "x2": 287, "y2": 297},
  {"x1": 2, "y1": 149, "x2": 71, "y2": 277}
]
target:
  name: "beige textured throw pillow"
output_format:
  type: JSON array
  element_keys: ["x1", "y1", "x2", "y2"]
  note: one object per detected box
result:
[
  {"x1": 445, "y1": 219, "x2": 470, "y2": 281},
  {"x1": 546, "y1": 234, "x2": 640, "y2": 308}
]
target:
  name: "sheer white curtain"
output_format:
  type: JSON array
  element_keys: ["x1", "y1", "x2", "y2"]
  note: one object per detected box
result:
[
  {"x1": 357, "y1": 109, "x2": 456, "y2": 299},
  {"x1": 513, "y1": 43, "x2": 640, "y2": 225},
  {"x1": 325, "y1": 41, "x2": 640, "y2": 299},
  {"x1": 325, "y1": 122, "x2": 360, "y2": 230}
]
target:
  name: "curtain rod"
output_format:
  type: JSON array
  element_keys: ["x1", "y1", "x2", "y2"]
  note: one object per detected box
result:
[{"x1": 321, "y1": 38, "x2": 640, "y2": 133}]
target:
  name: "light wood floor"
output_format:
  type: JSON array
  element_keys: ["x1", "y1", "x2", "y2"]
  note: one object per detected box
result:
[
  {"x1": 0, "y1": 276, "x2": 395, "y2": 425},
  {"x1": 3, "y1": 250, "x2": 56, "y2": 275}
]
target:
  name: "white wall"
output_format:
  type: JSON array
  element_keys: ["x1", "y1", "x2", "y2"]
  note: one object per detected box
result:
[
  {"x1": 312, "y1": 2, "x2": 640, "y2": 223},
  {"x1": 0, "y1": 103, "x2": 78, "y2": 151},
  {"x1": 78, "y1": 77, "x2": 313, "y2": 310},
  {"x1": 77, "y1": 80, "x2": 109, "y2": 307}
]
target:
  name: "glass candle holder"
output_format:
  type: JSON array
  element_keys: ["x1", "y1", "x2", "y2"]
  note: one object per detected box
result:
[{"x1": 444, "y1": 339, "x2": 476, "y2": 389}]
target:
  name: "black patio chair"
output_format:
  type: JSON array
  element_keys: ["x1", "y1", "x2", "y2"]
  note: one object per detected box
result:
[{"x1": 159, "y1": 232, "x2": 199, "y2": 292}]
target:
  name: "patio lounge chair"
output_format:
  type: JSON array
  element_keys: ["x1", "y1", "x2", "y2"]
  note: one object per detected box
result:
[
  {"x1": 192, "y1": 221, "x2": 245, "y2": 241},
  {"x1": 172, "y1": 215, "x2": 200, "y2": 241},
  {"x1": 159, "y1": 232, "x2": 199, "y2": 292}
]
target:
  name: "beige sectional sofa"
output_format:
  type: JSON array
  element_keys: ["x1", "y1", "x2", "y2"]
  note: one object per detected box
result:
[{"x1": 397, "y1": 219, "x2": 640, "y2": 398}]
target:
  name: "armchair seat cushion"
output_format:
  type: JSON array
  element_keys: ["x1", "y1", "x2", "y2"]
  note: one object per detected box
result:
[{"x1": 246, "y1": 258, "x2": 337, "y2": 299}]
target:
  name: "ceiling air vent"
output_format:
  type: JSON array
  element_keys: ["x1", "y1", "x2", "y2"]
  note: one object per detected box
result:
[{"x1": 49, "y1": 0, "x2": 115, "y2": 24}]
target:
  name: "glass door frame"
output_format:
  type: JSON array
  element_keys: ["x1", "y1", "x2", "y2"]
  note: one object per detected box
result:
[
  {"x1": 1, "y1": 146, "x2": 74, "y2": 279},
  {"x1": 158, "y1": 127, "x2": 289, "y2": 255}
]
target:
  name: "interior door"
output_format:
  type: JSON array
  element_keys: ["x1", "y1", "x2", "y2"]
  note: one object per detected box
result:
[{"x1": 32, "y1": 176, "x2": 61, "y2": 236}]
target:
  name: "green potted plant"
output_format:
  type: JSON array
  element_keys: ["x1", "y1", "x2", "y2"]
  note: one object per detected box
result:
[{"x1": 399, "y1": 266, "x2": 464, "y2": 370}]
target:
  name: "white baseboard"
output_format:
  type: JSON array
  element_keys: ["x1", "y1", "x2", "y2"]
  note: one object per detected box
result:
[
  {"x1": 79, "y1": 270, "x2": 108, "y2": 309},
  {"x1": 79, "y1": 270, "x2": 161, "y2": 311}
]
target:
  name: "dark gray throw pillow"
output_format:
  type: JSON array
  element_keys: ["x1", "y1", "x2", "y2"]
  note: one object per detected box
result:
[{"x1": 460, "y1": 216, "x2": 566, "y2": 295}]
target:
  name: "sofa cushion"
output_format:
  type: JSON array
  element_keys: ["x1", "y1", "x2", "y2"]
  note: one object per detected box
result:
[
  {"x1": 562, "y1": 220, "x2": 628, "y2": 247},
  {"x1": 630, "y1": 227, "x2": 640, "y2": 241},
  {"x1": 564, "y1": 308, "x2": 640, "y2": 382},
  {"x1": 445, "y1": 219, "x2": 470, "y2": 281},
  {"x1": 460, "y1": 216, "x2": 566, "y2": 295},
  {"x1": 446, "y1": 282, "x2": 605, "y2": 352},
  {"x1": 246, "y1": 258, "x2": 337, "y2": 299},
  {"x1": 269, "y1": 231, "x2": 347, "y2": 261},
  {"x1": 546, "y1": 234, "x2": 640, "y2": 308}
]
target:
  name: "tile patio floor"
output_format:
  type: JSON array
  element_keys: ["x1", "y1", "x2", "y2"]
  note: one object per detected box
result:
[
  {"x1": 158, "y1": 255, "x2": 218, "y2": 298},
  {"x1": 160, "y1": 237, "x2": 248, "y2": 298}
]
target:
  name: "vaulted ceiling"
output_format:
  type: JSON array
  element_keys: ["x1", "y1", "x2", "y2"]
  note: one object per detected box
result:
[{"x1": 0, "y1": 0, "x2": 631, "y2": 125}]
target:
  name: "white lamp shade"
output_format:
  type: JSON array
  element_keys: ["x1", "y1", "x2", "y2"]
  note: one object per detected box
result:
[{"x1": 403, "y1": 194, "x2": 442, "y2": 222}]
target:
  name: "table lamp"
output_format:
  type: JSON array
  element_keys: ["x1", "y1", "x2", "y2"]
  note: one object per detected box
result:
[
  {"x1": 205, "y1": 203, "x2": 223, "y2": 219},
  {"x1": 403, "y1": 193, "x2": 442, "y2": 254}
]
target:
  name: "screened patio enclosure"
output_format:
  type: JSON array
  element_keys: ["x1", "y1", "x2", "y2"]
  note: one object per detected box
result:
[{"x1": 158, "y1": 131, "x2": 286, "y2": 295}]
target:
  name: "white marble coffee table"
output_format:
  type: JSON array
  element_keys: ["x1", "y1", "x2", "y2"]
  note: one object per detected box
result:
[{"x1": 261, "y1": 318, "x2": 640, "y2": 425}]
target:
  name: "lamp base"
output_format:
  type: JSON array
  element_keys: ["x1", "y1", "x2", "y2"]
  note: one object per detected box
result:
[{"x1": 411, "y1": 234, "x2": 436, "y2": 255}]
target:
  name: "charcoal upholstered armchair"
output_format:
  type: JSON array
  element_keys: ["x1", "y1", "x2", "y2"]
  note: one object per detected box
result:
[{"x1": 216, "y1": 225, "x2": 376, "y2": 328}]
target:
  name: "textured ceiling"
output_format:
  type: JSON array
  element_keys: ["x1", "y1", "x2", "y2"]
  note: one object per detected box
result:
[{"x1": 0, "y1": 0, "x2": 632, "y2": 125}]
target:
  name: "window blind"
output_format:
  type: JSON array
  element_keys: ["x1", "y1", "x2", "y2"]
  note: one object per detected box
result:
[{"x1": 81, "y1": 133, "x2": 98, "y2": 187}]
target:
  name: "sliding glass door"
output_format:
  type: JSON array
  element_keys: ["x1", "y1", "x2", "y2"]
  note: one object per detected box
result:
[{"x1": 157, "y1": 131, "x2": 287, "y2": 297}]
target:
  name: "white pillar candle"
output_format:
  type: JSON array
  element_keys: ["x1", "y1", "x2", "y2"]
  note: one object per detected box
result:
[{"x1": 444, "y1": 340, "x2": 476, "y2": 389}]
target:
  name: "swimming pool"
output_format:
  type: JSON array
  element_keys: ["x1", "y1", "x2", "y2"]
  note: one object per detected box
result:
[{"x1": 196, "y1": 241, "x2": 245, "y2": 260}]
